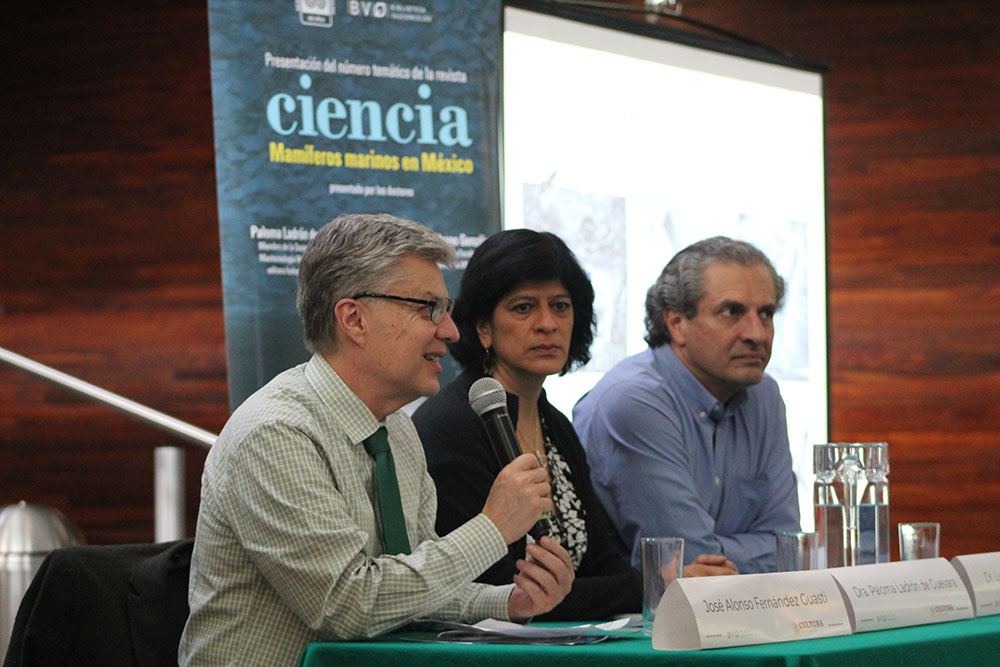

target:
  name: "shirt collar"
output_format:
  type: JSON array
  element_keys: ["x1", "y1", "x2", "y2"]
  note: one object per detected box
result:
[
  {"x1": 305, "y1": 354, "x2": 384, "y2": 445},
  {"x1": 651, "y1": 344, "x2": 748, "y2": 423}
]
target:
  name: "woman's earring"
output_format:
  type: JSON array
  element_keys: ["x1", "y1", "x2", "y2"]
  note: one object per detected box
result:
[{"x1": 482, "y1": 346, "x2": 495, "y2": 375}]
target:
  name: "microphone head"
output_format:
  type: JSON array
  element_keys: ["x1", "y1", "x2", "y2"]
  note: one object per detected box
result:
[{"x1": 468, "y1": 377, "x2": 508, "y2": 417}]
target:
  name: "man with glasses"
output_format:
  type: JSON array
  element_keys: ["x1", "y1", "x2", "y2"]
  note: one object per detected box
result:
[{"x1": 181, "y1": 214, "x2": 574, "y2": 666}]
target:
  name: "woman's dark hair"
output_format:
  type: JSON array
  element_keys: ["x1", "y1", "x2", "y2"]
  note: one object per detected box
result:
[{"x1": 449, "y1": 229, "x2": 596, "y2": 376}]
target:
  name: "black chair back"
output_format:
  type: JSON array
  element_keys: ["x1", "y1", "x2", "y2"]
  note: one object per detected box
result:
[{"x1": 3, "y1": 539, "x2": 193, "y2": 667}]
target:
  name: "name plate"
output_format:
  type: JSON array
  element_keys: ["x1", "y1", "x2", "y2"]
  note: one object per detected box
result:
[
  {"x1": 951, "y1": 552, "x2": 1000, "y2": 616},
  {"x1": 830, "y1": 558, "x2": 973, "y2": 632},
  {"x1": 651, "y1": 570, "x2": 850, "y2": 650}
]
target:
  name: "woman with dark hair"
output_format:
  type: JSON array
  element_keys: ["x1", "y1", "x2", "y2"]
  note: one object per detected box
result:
[{"x1": 412, "y1": 229, "x2": 641, "y2": 621}]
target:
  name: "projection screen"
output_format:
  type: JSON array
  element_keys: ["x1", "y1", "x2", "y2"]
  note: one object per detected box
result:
[{"x1": 502, "y1": 2, "x2": 828, "y2": 527}]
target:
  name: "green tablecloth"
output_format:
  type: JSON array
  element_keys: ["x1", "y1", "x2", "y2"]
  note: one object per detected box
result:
[{"x1": 298, "y1": 615, "x2": 1000, "y2": 666}]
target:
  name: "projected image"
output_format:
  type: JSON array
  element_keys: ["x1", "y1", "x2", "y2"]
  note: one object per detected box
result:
[
  {"x1": 519, "y1": 194, "x2": 811, "y2": 380},
  {"x1": 522, "y1": 183, "x2": 626, "y2": 372},
  {"x1": 504, "y1": 6, "x2": 828, "y2": 527}
]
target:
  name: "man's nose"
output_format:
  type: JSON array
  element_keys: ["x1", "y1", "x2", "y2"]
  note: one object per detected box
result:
[
  {"x1": 742, "y1": 312, "x2": 767, "y2": 342},
  {"x1": 437, "y1": 312, "x2": 460, "y2": 343}
]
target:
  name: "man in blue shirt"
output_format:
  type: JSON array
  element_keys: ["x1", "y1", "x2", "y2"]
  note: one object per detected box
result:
[{"x1": 573, "y1": 236, "x2": 800, "y2": 574}]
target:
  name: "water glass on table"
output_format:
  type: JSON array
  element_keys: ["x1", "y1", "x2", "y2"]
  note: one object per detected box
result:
[
  {"x1": 898, "y1": 522, "x2": 940, "y2": 560},
  {"x1": 775, "y1": 530, "x2": 823, "y2": 571},
  {"x1": 640, "y1": 536, "x2": 684, "y2": 636}
]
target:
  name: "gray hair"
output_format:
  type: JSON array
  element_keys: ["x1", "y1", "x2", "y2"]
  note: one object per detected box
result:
[
  {"x1": 297, "y1": 213, "x2": 456, "y2": 354},
  {"x1": 644, "y1": 236, "x2": 785, "y2": 348}
]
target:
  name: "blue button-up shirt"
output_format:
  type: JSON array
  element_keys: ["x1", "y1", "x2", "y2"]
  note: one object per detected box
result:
[{"x1": 573, "y1": 345, "x2": 799, "y2": 573}]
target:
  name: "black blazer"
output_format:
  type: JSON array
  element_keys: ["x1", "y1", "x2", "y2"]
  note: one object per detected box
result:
[{"x1": 413, "y1": 370, "x2": 641, "y2": 621}]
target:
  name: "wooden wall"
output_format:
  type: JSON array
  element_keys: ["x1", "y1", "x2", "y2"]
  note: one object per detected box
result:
[
  {"x1": 0, "y1": 1, "x2": 221, "y2": 542},
  {"x1": 1, "y1": 1, "x2": 998, "y2": 557}
]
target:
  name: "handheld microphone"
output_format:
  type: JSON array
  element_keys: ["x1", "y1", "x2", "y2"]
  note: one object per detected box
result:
[{"x1": 468, "y1": 376, "x2": 552, "y2": 541}]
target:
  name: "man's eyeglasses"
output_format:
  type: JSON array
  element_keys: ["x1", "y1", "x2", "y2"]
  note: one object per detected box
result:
[{"x1": 350, "y1": 292, "x2": 456, "y2": 324}]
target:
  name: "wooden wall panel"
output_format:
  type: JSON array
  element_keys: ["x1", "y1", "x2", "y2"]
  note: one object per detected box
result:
[
  {"x1": 0, "y1": 0, "x2": 223, "y2": 543},
  {"x1": 1, "y1": 1, "x2": 998, "y2": 560}
]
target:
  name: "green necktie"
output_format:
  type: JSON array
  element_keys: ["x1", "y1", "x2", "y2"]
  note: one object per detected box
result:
[{"x1": 362, "y1": 427, "x2": 411, "y2": 555}]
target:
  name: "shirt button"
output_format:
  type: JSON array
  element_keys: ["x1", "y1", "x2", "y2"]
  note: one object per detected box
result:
[
  {"x1": 699, "y1": 411, "x2": 707, "y2": 419},
  {"x1": 715, "y1": 477, "x2": 721, "y2": 486}
]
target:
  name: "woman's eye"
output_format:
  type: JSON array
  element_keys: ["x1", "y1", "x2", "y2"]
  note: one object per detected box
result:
[
  {"x1": 552, "y1": 301, "x2": 572, "y2": 313},
  {"x1": 512, "y1": 303, "x2": 532, "y2": 314}
]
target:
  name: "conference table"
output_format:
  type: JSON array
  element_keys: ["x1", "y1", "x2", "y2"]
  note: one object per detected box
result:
[{"x1": 297, "y1": 615, "x2": 1000, "y2": 666}]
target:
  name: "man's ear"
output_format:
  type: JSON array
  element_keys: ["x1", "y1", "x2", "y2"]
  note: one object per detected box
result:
[
  {"x1": 475, "y1": 319, "x2": 493, "y2": 350},
  {"x1": 664, "y1": 309, "x2": 687, "y2": 346},
  {"x1": 333, "y1": 298, "x2": 367, "y2": 347}
]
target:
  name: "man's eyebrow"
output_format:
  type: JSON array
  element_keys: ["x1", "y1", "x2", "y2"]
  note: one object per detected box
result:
[{"x1": 713, "y1": 299, "x2": 777, "y2": 312}]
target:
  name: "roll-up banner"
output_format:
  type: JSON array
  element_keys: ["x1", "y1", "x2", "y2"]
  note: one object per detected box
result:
[{"x1": 208, "y1": 0, "x2": 501, "y2": 409}]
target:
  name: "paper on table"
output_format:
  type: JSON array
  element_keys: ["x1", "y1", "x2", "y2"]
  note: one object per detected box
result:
[
  {"x1": 472, "y1": 617, "x2": 635, "y2": 637},
  {"x1": 411, "y1": 617, "x2": 637, "y2": 640}
]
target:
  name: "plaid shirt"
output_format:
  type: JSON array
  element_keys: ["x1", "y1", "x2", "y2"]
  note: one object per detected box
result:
[{"x1": 180, "y1": 354, "x2": 511, "y2": 666}]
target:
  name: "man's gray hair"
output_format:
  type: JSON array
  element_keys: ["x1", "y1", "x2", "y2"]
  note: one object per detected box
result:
[
  {"x1": 644, "y1": 236, "x2": 785, "y2": 348},
  {"x1": 297, "y1": 213, "x2": 456, "y2": 354}
]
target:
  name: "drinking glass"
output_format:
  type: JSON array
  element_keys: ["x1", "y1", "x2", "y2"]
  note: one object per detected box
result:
[
  {"x1": 862, "y1": 442, "x2": 890, "y2": 479},
  {"x1": 859, "y1": 442, "x2": 890, "y2": 563},
  {"x1": 814, "y1": 443, "x2": 839, "y2": 483},
  {"x1": 776, "y1": 530, "x2": 823, "y2": 571},
  {"x1": 640, "y1": 536, "x2": 683, "y2": 636},
  {"x1": 898, "y1": 522, "x2": 940, "y2": 560},
  {"x1": 814, "y1": 444, "x2": 844, "y2": 567}
]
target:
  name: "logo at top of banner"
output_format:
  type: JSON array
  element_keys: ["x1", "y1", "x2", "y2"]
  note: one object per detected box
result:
[
  {"x1": 297, "y1": 0, "x2": 335, "y2": 28},
  {"x1": 349, "y1": 1, "x2": 435, "y2": 23},
  {"x1": 296, "y1": 1, "x2": 436, "y2": 25},
  {"x1": 348, "y1": 1, "x2": 387, "y2": 18}
]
